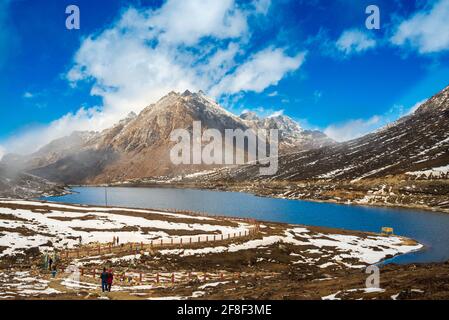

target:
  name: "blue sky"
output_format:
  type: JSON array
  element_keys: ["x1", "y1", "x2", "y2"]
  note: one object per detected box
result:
[{"x1": 1, "y1": 0, "x2": 449, "y2": 155}]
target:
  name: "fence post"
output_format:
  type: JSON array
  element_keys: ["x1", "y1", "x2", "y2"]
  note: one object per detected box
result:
[
  {"x1": 151, "y1": 240, "x2": 153, "y2": 248},
  {"x1": 139, "y1": 272, "x2": 143, "y2": 283},
  {"x1": 81, "y1": 268, "x2": 84, "y2": 276},
  {"x1": 189, "y1": 237, "x2": 192, "y2": 244},
  {"x1": 213, "y1": 235, "x2": 216, "y2": 241},
  {"x1": 93, "y1": 269, "x2": 96, "y2": 278},
  {"x1": 198, "y1": 236, "x2": 200, "y2": 243},
  {"x1": 171, "y1": 273, "x2": 175, "y2": 285},
  {"x1": 156, "y1": 273, "x2": 159, "y2": 284},
  {"x1": 220, "y1": 273, "x2": 224, "y2": 281},
  {"x1": 160, "y1": 239, "x2": 163, "y2": 246}
]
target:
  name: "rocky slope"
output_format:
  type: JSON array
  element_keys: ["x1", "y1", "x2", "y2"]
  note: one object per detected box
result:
[
  {"x1": 168, "y1": 85, "x2": 449, "y2": 213},
  {"x1": 2, "y1": 91, "x2": 333, "y2": 184},
  {"x1": 240, "y1": 111, "x2": 334, "y2": 151},
  {"x1": 1, "y1": 131, "x2": 99, "y2": 172},
  {"x1": 0, "y1": 166, "x2": 65, "y2": 199},
  {"x1": 192, "y1": 85, "x2": 449, "y2": 183}
]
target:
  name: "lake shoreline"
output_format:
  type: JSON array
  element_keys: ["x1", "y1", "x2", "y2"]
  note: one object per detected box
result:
[
  {"x1": 68, "y1": 180, "x2": 449, "y2": 216},
  {"x1": 43, "y1": 183, "x2": 449, "y2": 265}
]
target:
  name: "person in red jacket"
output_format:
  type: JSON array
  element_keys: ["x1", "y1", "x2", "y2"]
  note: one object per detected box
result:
[{"x1": 107, "y1": 269, "x2": 114, "y2": 292}]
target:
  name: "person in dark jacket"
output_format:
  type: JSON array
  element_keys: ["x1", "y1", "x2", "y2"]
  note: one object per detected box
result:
[
  {"x1": 48, "y1": 257, "x2": 53, "y2": 271},
  {"x1": 100, "y1": 268, "x2": 108, "y2": 292},
  {"x1": 107, "y1": 269, "x2": 114, "y2": 292}
]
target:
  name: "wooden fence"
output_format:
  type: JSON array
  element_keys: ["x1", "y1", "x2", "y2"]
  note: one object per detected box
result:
[
  {"x1": 61, "y1": 223, "x2": 260, "y2": 260},
  {"x1": 63, "y1": 268, "x2": 275, "y2": 286}
]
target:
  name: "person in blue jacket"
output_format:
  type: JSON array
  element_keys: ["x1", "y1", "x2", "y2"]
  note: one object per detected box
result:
[{"x1": 100, "y1": 268, "x2": 108, "y2": 292}]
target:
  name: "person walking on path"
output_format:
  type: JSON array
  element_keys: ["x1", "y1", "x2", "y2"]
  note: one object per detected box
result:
[
  {"x1": 51, "y1": 265, "x2": 57, "y2": 278},
  {"x1": 100, "y1": 268, "x2": 108, "y2": 292},
  {"x1": 112, "y1": 236, "x2": 116, "y2": 246},
  {"x1": 43, "y1": 253, "x2": 48, "y2": 270},
  {"x1": 48, "y1": 257, "x2": 53, "y2": 271},
  {"x1": 107, "y1": 269, "x2": 114, "y2": 292},
  {"x1": 116, "y1": 236, "x2": 120, "y2": 246}
]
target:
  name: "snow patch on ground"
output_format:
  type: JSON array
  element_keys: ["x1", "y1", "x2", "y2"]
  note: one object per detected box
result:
[
  {"x1": 160, "y1": 227, "x2": 421, "y2": 267},
  {"x1": 406, "y1": 165, "x2": 449, "y2": 179},
  {"x1": 0, "y1": 200, "x2": 252, "y2": 257}
]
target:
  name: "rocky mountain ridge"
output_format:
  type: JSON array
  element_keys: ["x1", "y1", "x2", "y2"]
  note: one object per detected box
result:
[
  {"x1": 1, "y1": 90, "x2": 334, "y2": 184},
  {"x1": 192, "y1": 85, "x2": 449, "y2": 183}
]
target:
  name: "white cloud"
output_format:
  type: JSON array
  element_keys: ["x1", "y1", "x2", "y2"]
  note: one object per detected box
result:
[
  {"x1": 252, "y1": 0, "x2": 271, "y2": 15},
  {"x1": 147, "y1": 0, "x2": 248, "y2": 45},
  {"x1": 407, "y1": 99, "x2": 428, "y2": 114},
  {"x1": 0, "y1": 107, "x2": 107, "y2": 156},
  {"x1": 240, "y1": 106, "x2": 284, "y2": 119},
  {"x1": 324, "y1": 99, "x2": 426, "y2": 142},
  {"x1": 391, "y1": 0, "x2": 449, "y2": 54},
  {"x1": 267, "y1": 91, "x2": 278, "y2": 97},
  {"x1": 211, "y1": 48, "x2": 305, "y2": 95},
  {"x1": 1, "y1": 0, "x2": 304, "y2": 156},
  {"x1": 324, "y1": 115, "x2": 382, "y2": 142},
  {"x1": 269, "y1": 109, "x2": 284, "y2": 117},
  {"x1": 336, "y1": 29, "x2": 376, "y2": 56},
  {"x1": 23, "y1": 92, "x2": 33, "y2": 99}
]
